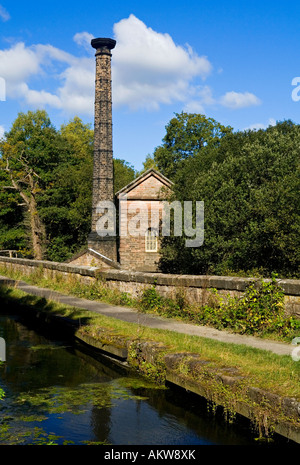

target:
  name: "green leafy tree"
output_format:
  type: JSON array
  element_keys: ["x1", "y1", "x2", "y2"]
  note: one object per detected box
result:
[
  {"x1": 154, "y1": 112, "x2": 232, "y2": 180},
  {"x1": 39, "y1": 118, "x2": 137, "y2": 261},
  {"x1": 158, "y1": 120, "x2": 300, "y2": 278},
  {"x1": 38, "y1": 116, "x2": 94, "y2": 261},
  {"x1": 0, "y1": 112, "x2": 139, "y2": 262},
  {"x1": 0, "y1": 110, "x2": 63, "y2": 259},
  {"x1": 0, "y1": 164, "x2": 28, "y2": 254},
  {"x1": 113, "y1": 158, "x2": 136, "y2": 194},
  {"x1": 137, "y1": 154, "x2": 159, "y2": 176}
]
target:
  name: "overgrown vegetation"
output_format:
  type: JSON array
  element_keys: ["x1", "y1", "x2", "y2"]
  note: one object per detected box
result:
[
  {"x1": 0, "y1": 280, "x2": 299, "y2": 441},
  {"x1": 139, "y1": 275, "x2": 300, "y2": 341},
  {"x1": 1, "y1": 265, "x2": 299, "y2": 343},
  {"x1": 0, "y1": 111, "x2": 136, "y2": 262},
  {"x1": 154, "y1": 113, "x2": 300, "y2": 278},
  {"x1": 0, "y1": 283, "x2": 299, "y2": 401},
  {"x1": 0, "y1": 377, "x2": 4, "y2": 400},
  {"x1": 0, "y1": 110, "x2": 299, "y2": 278}
]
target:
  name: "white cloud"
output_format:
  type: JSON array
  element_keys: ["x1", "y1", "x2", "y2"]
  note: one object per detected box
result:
[
  {"x1": 246, "y1": 122, "x2": 265, "y2": 131},
  {"x1": 0, "y1": 41, "x2": 93, "y2": 114},
  {"x1": 0, "y1": 15, "x2": 262, "y2": 118},
  {"x1": 220, "y1": 91, "x2": 261, "y2": 109},
  {"x1": 0, "y1": 15, "x2": 214, "y2": 115},
  {"x1": 57, "y1": 58, "x2": 94, "y2": 113},
  {"x1": 73, "y1": 32, "x2": 95, "y2": 51},
  {"x1": 183, "y1": 101, "x2": 205, "y2": 113},
  {"x1": 25, "y1": 86, "x2": 62, "y2": 108},
  {"x1": 0, "y1": 43, "x2": 40, "y2": 88},
  {"x1": 244, "y1": 118, "x2": 276, "y2": 131},
  {"x1": 183, "y1": 85, "x2": 215, "y2": 113},
  {"x1": 112, "y1": 14, "x2": 212, "y2": 110},
  {"x1": 0, "y1": 4, "x2": 10, "y2": 22},
  {"x1": 34, "y1": 44, "x2": 76, "y2": 66}
]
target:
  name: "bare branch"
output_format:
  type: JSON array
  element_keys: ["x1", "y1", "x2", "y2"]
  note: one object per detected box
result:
[{"x1": 9, "y1": 176, "x2": 30, "y2": 206}]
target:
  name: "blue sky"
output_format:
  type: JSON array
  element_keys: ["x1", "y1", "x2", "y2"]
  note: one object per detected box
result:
[{"x1": 0, "y1": 0, "x2": 300, "y2": 170}]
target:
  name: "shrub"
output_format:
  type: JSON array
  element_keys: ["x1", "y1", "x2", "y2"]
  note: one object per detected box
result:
[
  {"x1": 139, "y1": 277, "x2": 300, "y2": 340},
  {"x1": 199, "y1": 276, "x2": 300, "y2": 338}
]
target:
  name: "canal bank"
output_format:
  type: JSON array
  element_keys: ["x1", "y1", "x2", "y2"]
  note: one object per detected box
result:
[
  {"x1": 0, "y1": 276, "x2": 299, "y2": 444},
  {"x1": 0, "y1": 310, "x2": 271, "y2": 446}
]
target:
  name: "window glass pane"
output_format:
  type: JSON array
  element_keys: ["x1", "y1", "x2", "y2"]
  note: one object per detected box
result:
[{"x1": 145, "y1": 230, "x2": 157, "y2": 252}]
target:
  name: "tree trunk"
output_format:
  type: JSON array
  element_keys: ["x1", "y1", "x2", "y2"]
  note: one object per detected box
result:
[
  {"x1": 8, "y1": 172, "x2": 46, "y2": 260},
  {"x1": 29, "y1": 197, "x2": 46, "y2": 260}
]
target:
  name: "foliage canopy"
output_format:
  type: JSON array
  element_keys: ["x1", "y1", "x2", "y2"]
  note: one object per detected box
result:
[
  {"x1": 0, "y1": 110, "x2": 298, "y2": 277},
  {"x1": 0, "y1": 111, "x2": 136, "y2": 261},
  {"x1": 155, "y1": 115, "x2": 299, "y2": 278}
]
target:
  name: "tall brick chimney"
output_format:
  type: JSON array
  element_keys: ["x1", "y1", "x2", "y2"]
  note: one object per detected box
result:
[{"x1": 88, "y1": 37, "x2": 118, "y2": 262}]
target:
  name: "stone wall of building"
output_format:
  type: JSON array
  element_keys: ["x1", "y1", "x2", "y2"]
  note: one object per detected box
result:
[
  {"x1": 117, "y1": 168, "x2": 173, "y2": 272},
  {"x1": 119, "y1": 198, "x2": 162, "y2": 271}
]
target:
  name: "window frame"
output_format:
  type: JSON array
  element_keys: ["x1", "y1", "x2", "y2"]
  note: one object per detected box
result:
[{"x1": 145, "y1": 229, "x2": 158, "y2": 252}]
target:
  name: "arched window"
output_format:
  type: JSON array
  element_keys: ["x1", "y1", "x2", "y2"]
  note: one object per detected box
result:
[{"x1": 145, "y1": 229, "x2": 158, "y2": 252}]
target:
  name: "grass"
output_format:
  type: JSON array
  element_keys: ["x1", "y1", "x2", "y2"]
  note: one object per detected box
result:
[
  {"x1": 0, "y1": 282, "x2": 299, "y2": 401},
  {"x1": 0, "y1": 264, "x2": 299, "y2": 342}
]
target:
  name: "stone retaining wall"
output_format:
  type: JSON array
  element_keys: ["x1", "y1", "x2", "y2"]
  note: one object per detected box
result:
[
  {"x1": 0, "y1": 256, "x2": 299, "y2": 317},
  {"x1": 1, "y1": 255, "x2": 300, "y2": 443},
  {"x1": 3, "y1": 293, "x2": 300, "y2": 444}
]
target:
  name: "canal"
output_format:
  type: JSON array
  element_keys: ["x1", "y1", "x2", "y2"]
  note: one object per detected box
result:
[{"x1": 0, "y1": 307, "x2": 291, "y2": 446}]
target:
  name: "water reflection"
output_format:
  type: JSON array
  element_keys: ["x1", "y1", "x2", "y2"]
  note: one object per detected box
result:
[{"x1": 0, "y1": 311, "x2": 268, "y2": 445}]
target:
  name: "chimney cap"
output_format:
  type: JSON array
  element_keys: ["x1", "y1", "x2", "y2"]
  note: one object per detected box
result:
[{"x1": 91, "y1": 38, "x2": 116, "y2": 50}]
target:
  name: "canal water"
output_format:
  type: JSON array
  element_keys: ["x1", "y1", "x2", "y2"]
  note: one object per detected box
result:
[{"x1": 0, "y1": 309, "x2": 288, "y2": 446}]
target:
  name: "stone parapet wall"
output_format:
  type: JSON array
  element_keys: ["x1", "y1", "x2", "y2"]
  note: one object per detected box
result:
[{"x1": 0, "y1": 256, "x2": 299, "y2": 317}]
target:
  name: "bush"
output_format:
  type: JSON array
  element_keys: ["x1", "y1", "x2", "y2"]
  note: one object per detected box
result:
[
  {"x1": 199, "y1": 276, "x2": 300, "y2": 338},
  {"x1": 139, "y1": 287, "x2": 164, "y2": 312},
  {"x1": 139, "y1": 277, "x2": 300, "y2": 340}
]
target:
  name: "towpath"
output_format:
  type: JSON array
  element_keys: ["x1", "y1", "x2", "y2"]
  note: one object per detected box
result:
[{"x1": 0, "y1": 275, "x2": 296, "y2": 358}]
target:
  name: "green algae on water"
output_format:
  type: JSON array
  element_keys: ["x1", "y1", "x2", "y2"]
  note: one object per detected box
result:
[
  {"x1": 16, "y1": 378, "x2": 153, "y2": 416},
  {"x1": 0, "y1": 377, "x2": 162, "y2": 445}
]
